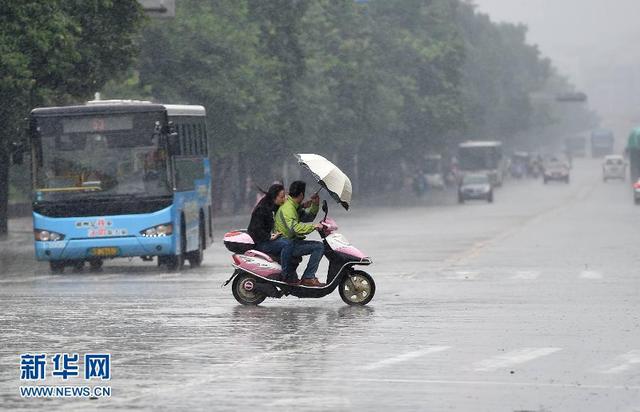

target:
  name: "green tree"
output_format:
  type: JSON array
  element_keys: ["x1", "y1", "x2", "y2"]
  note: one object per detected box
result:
[
  {"x1": 247, "y1": 0, "x2": 309, "y2": 152},
  {"x1": 296, "y1": 0, "x2": 405, "y2": 189},
  {"x1": 0, "y1": 0, "x2": 145, "y2": 237},
  {"x1": 103, "y1": 0, "x2": 591, "y2": 209},
  {"x1": 369, "y1": 0, "x2": 465, "y2": 158},
  {"x1": 457, "y1": 3, "x2": 551, "y2": 143},
  {"x1": 127, "y1": 0, "x2": 282, "y2": 210}
]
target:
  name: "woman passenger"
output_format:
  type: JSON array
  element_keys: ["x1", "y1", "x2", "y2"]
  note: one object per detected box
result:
[{"x1": 247, "y1": 183, "x2": 295, "y2": 283}]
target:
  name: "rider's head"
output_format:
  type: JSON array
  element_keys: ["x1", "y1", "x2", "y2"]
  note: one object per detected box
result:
[
  {"x1": 257, "y1": 183, "x2": 285, "y2": 210},
  {"x1": 289, "y1": 180, "x2": 306, "y2": 203},
  {"x1": 268, "y1": 183, "x2": 286, "y2": 206}
]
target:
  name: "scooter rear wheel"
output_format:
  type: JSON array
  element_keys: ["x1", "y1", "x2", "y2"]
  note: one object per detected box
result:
[
  {"x1": 232, "y1": 273, "x2": 267, "y2": 306},
  {"x1": 339, "y1": 270, "x2": 375, "y2": 306}
]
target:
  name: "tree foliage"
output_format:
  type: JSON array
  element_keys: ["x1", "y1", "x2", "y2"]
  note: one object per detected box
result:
[
  {"x1": 3, "y1": 0, "x2": 597, "y2": 221},
  {"x1": 101, "y1": 0, "x2": 594, "y2": 209},
  {"x1": 457, "y1": 3, "x2": 551, "y2": 141},
  {"x1": 0, "y1": 0, "x2": 145, "y2": 236}
]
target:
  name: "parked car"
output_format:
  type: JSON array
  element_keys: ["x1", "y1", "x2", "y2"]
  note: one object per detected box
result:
[
  {"x1": 458, "y1": 173, "x2": 493, "y2": 204},
  {"x1": 543, "y1": 158, "x2": 570, "y2": 184},
  {"x1": 602, "y1": 155, "x2": 626, "y2": 181}
]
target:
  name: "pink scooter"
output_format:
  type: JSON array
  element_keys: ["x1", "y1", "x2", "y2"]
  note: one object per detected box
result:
[{"x1": 222, "y1": 201, "x2": 375, "y2": 306}]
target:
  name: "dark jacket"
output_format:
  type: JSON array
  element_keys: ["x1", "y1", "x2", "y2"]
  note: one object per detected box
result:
[{"x1": 247, "y1": 201, "x2": 277, "y2": 244}]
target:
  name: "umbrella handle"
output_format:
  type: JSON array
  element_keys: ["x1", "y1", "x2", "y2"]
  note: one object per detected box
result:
[{"x1": 321, "y1": 199, "x2": 328, "y2": 222}]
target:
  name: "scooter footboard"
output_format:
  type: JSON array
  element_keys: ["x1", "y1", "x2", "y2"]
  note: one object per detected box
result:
[{"x1": 254, "y1": 281, "x2": 282, "y2": 298}]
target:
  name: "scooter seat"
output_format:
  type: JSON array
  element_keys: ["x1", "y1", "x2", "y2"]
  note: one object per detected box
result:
[{"x1": 245, "y1": 250, "x2": 275, "y2": 263}]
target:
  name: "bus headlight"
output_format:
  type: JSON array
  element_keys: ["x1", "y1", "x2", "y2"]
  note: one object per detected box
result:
[
  {"x1": 34, "y1": 229, "x2": 65, "y2": 242},
  {"x1": 141, "y1": 224, "x2": 173, "y2": 237}
]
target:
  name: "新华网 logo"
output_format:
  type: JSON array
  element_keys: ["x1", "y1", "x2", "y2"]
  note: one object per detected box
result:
[{"x1": 19, "y1": 353, "x2": 111, "y2": 398}]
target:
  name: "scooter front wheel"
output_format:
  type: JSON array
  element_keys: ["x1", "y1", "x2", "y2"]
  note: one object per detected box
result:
[
  {"x1": 232, "y1": 273, "x2": 267, "y2": 306},
  {"x1": 339, "y1": 270, "x2": 375, "y2": 306}
]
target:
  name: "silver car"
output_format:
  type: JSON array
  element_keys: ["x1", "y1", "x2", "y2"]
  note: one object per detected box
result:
[{"x1": 458, "y1": 174, "x2": 493, "y2": 204}]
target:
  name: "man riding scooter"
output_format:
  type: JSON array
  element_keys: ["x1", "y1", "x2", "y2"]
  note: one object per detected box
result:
[{"x1": 275, "y1": 181, "x2": 325, "y2": 287}]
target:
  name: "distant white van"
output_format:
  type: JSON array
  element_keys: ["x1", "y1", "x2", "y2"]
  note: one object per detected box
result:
[{"x1": 602, "y1": 155, "x2": 626, "y2": 181}]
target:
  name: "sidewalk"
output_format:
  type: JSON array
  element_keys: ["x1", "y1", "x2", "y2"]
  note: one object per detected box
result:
[{"x1": 2, "y1": 217, "x2": 33, "y2": 247}]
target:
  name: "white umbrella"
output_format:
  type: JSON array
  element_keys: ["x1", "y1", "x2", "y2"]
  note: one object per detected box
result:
[{"x1": 295, "y1": 154, "x2": 352, "y2": 210}]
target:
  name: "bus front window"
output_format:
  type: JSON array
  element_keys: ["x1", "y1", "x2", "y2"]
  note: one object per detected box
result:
[{"x1": 33, "y1": 113, "x2": 171, "y2": 201}]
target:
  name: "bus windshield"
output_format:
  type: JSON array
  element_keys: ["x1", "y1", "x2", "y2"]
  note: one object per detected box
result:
[
  {"x1": 458, "y1": 146, "x2": 501, "y2": 171},
  {"x1": 32, "y1": 112, "x2": 171, "y2": 201}
]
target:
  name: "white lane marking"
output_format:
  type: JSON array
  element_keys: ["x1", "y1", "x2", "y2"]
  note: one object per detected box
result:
[
  {"x1": 474, "y1": 347, "x2": 562, "y2": 372},
  {"x1": 510, "y1": 271, "x2": 540, "y2": 280},
  {"x1": 239, "y1": 375, "x2": 640, "y2": 391},
  {"x1": 268, "y1": 396, "x2": 351, "y2": 408},
  {"x1": 447, "y1": 271, "x2": 479, "y2": 280},
  {"x1": 362, "y1": 346, "x2": 451, "y2": 371},
  {"x1": 580, "y1": 270, "x2": 603, "y2": 279},
  {"x1": 397, "y1": 272, "x2": 418, "y2": 280},
  {"x1": 600, "y1": 350, "x2": 640, "y2": 374},
  {"x1": 0, "y1": 275, "x2": 53, "y2": 284}
]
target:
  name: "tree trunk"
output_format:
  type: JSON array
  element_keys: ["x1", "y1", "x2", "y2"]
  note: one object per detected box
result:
[{"x1": 0, "y1": 141, "x2": 9, "y2": 238}]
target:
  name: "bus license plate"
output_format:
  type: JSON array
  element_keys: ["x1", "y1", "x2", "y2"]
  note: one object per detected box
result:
[{"x1": 90, "y1": 247, "x2": 119, "y2": 257}]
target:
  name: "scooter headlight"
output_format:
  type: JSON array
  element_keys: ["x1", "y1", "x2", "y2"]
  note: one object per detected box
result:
[
  {"x1": 34, "y1": 229, "x2": 65, "y2": 242},
  {"x1": 141, "y1": 223, "x2": 173, "y2": 237}
]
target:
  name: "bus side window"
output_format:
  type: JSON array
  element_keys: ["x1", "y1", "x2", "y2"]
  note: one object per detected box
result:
[
  {"x1": 203, "y1": 126, "x2": 209, "y2": 156},
  {"x1": 187, "y1": 124, "x2": 194, "y2": 155},
  {"x1": 177, "y1": 124, "x2": 184, "y2": 155},
  {"x1": 182, "y1": 124, "x2": 191, "y2": 156},
  {"x1": 199, "y1": 124, "x2": 207, "y2": 156},
  {"x1": 192, "y1": 124, "x2": 199, "y2": 155},
  {"x1": 174, "y1": 157, "x2": 204, "y2": 192}
]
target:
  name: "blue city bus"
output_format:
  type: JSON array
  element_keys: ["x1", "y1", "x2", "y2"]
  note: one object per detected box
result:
[{"x1": 29, "y1": 100, "x2": 213, "y2": 272}]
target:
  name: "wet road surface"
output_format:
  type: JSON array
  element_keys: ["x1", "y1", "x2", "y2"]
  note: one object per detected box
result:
[{"x1": 1, "y1": 158, "x2": 639, "y2": 411}]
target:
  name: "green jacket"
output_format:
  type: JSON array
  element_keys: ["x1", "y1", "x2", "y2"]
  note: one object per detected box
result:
[{"x1": 274, "y1": 196, "x2": 319, "y2": 239}]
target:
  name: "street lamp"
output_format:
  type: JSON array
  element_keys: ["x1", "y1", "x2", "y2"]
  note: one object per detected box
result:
[
  {"x1": 138, "y1": 0, "x2": 175, "y2": 18},
  {"x1": 555, "y1": 92, "x2": 588, "y2": 103}
]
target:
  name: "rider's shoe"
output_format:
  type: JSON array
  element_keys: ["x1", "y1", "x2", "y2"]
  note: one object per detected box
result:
[{"x1": 300, "y1": 277, "x2": 325, "y2": 287}]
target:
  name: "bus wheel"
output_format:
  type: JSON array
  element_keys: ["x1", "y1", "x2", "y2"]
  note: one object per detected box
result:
[
  {"x1": 49, "y1": 261, "x2": 65, "y2": 274},
  {"x1": 187, "y1": 222, "x2": 204, "y2": 268},
  {"x1": 166, "y1": 254, "x2": 184, "y2": 271},
  {"x1": 89, "y1": 259, "x2": 103, "y2": 271},
  {"x1": 167, "y1": 221, "x2": 186, "y2": 271}
]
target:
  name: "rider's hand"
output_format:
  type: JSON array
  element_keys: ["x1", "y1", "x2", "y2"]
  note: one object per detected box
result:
[
  {"x1": 270, "y1": 232, "x2": 281, "y2": 240},
  {"x1": 314, "y1": 223, "x2": 323, "y2": 230}
]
